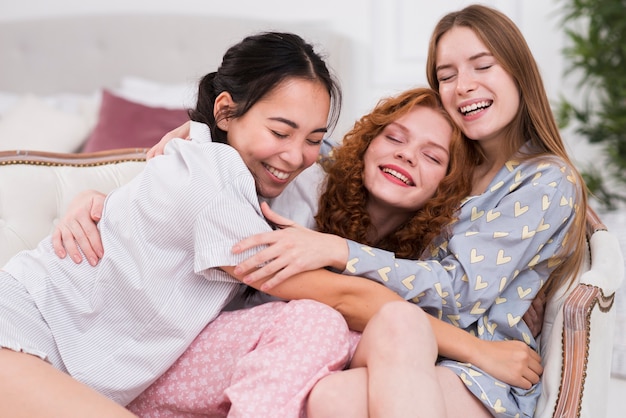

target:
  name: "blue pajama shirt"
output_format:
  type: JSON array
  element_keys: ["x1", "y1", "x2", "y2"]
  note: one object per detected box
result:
[{"x1": 343, "y1": 147, "x2": 579, "y2": 417}]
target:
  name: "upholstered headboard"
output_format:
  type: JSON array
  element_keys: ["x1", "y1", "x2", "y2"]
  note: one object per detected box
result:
[
  {"x1": 0, "y1": 15, "x2": 354, "y2": 152},
  {"x1": 0, "y1": 14, "x2": 349, "y2": 95}
]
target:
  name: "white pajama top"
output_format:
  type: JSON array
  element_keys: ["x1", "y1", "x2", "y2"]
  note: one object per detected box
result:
[
  {"x1": 342, "y1": 146, "x2": 579, "y2": 417},
  {"x1": 1, "y1": 123, "x2": 274, "y2": 405}
]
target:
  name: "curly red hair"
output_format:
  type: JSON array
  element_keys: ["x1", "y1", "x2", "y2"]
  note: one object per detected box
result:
[{"x1": 315, "y1": 87, "x2": 479, "y2": 258}]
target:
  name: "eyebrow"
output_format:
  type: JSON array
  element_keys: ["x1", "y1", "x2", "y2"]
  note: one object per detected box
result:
[
  {"x1": 269, "y1": 117, "x2": 328, "y2": 134},
  {"x1": 388, "y1": 121, "x2": 450, "y2": 155},
  {"x1": 425, "y1": 140, "x2": 450, "y2": 156},
  {"x1": 435, "y1": 51, "x2": 493, "y2": 73},
  {"x1": 469, "y1": 51, "x2": 493, "y2": 61}
]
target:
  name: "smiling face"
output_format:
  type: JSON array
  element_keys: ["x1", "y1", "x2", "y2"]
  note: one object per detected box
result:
[
  {"x1": 223, "y1": 78, "x2": 330, "y2": 198},
  {"x1": 435, "y1": 26, "x2": 519, "y2": 147},
  {"x1": 362, "y1": 105, "x2": 452, "y2": 221}
]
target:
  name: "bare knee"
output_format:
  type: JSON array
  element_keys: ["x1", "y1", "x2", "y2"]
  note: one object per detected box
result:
[
  {"x1": 307, "y1": 375, "x2": 340, "y2": 418},
  {"x1": 307, "y1": 369, "x2": 368, "y2": 418},
  {"x1": 367, "y1": 301, "x2": 436, "y2": 356}
]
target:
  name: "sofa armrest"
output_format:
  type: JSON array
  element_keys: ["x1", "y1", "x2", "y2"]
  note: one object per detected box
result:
[
  {"x1": 554, "y1": 282, "x2": 616, "y2": 418},
  {"x1": 536, "y1": 222, "x2": 624, "y2": 418}
]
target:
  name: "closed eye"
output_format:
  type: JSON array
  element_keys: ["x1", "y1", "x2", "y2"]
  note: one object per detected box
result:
[
  {"x1": 272, "y1": 130, "x2": 289, "y2": 139},
  {"x1": 386, "y1": 135, "x2": 402, "y2": 143},
  {"x1": 425, "y1": 153, "x2": 443, "y2": 164},
  {"x1": 438, "y1": 73, "x2": 455, "y2": 83}
]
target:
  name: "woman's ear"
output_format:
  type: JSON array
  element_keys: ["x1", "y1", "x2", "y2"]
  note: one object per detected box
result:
[{"x1": 214, "y1": 91, "x2": 234, "y2": 131}]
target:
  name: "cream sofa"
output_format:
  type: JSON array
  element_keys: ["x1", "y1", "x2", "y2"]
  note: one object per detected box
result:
[{"x1": 0, "y1": 148, "x2": 623, "y2": 417}]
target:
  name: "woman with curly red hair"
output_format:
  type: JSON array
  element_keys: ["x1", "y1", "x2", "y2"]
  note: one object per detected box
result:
[{"x1": 314, "y1": 87, "x2": 475, "y2": 261}]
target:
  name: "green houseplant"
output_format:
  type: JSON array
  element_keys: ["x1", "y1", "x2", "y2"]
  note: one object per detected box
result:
[{"x1": 556, "y1": 0, "x2": 626, "y2": 210}]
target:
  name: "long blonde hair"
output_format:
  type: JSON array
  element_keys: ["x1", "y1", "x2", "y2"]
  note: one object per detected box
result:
[{"x1": 425, "y1": 4, "x2": 588, "y2": 297}]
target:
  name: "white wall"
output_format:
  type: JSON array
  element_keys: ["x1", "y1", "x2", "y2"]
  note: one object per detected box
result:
[{"x1": 0, "y1": 0, "x2": 598, "y2": 165}]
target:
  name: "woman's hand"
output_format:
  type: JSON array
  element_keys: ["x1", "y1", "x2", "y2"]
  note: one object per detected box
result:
[
  {"x1": 523, "y1": 288, "x2": 546, "y2": 338},
  {"x1": 472, "y1": 339, "x2": 543, "y2": 389},
  {"x1": 51, "y1": 122, "x2": 192, "y2": 265},
  {"x1": 51, "y1": 190, "x2": 106, "y2": 266},
  {"x1": 232, "y1": 202, "x2": 349, "y2": 291},
  {"x1": 146, "y1": 121, "x2": 191, "y2": 160}
]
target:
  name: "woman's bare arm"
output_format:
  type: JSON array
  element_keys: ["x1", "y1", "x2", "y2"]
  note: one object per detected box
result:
[
  {"x1": 222, "y1": 266, "x2": 402, "y2": 331},
  {"x1": 221, "y1": 266, "x2": 542, "y2": 388}
]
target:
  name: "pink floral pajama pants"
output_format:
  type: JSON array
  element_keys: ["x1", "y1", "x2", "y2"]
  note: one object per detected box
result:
[{"x1": 127, "y1": 299, "x2": 358, "y2": 418}]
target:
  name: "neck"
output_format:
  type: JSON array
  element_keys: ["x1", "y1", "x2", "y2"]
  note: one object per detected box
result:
[
  {"x1": 366, "y1": 202, "x2": 411, "y2": 242},
  {"x1": 472, "y1": 139, "x2": 510, "y2": 195}
]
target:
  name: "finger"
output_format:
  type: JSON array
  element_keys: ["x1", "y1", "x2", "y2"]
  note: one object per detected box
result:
[
  {"x1": 242, "y1": 266, "x2": 285, "y2": 288},
  {"x1": 529, "y1": 349, "x2": 541, "y2": 364},
  {"x1": 78, "y1": 228, "x2": 103, "y2": 266},
  {"x1": 237, "y1": 247, "x2": 278, "y2": 271},
  {"x1": 51, "y1": 227, "x2": 67, "y2": 259},
  {"x1": 67, "y1": 221, "x2": 101, "y2": 266},
  {"x1": 82, "y1": 216, "x2": 104, "y2": 259},
  {"x1": 259, "y1": 269, "x2": 292, "y2": 291},
  {"x1": 59, "y1": 224, "x2": 84, "y2": 264},
  {"x1": 524, "y1": 368, "x2": 541, "y2": 386},
  {"x1": 239, "y1": 255, "x2": 287, "y2": 283},
  {"x1": 232, "y1": 231, "x2": 279, "y2": 254},
  {"x1": 529, "y1": 357, "x2": 543, "y2": 376},
  {"x1": 260, "y1": 202, "x2": 296, "y2": 228},
  {"x1": 146, "y1": 145, "x2": 163, "y2": 160},
  {"x1": 516, "y1": 377, "x2": 532, "y2": 390},
  {"x1": 90, "y1": 196, "x2": 104, "y2": 223}
]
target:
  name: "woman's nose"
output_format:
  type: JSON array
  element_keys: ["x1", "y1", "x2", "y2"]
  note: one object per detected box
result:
[
  {"x1": 455, "y1": 70, "x2": 477, "y2": 94},
  {"x1": 395, "y1": 148, "x2": 416, "y2": 166},
  {"x1": 281, "y1": 142, "x2": 306, "y2": 168}
]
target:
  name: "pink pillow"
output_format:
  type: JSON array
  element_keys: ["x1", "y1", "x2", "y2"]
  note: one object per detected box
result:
[{"x1": 81, "y1": 89, "x2": 189, "y2": 152}]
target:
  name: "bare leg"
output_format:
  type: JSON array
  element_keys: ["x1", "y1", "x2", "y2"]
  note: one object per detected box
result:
[
  {"x1": 0, "y1": 349, "x2": 136, "y2": 418},
  {"x1": 309, "y1": 301, "x2": 445, "y2": 418},
  {"x1": 351, "y1": 301, "x2": 446, "y2": 418},
  {"x1": 436, "y1": 366, "x2": 491, "y2": 418},
  {"x1": 308, "y1": 301, "x2": 492, "y2": 418},
  {"x1": 307, "y1": 368, "x2": 368, "y2": 418}
]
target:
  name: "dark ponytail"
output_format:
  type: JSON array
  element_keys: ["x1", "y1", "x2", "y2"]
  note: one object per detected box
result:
[{"x1": 188, "y1": 31, "x2": 342, "y2": 144}]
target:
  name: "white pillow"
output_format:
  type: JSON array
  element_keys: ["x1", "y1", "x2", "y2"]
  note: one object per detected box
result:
[
  {"x1": 118, "y1": 76, "x2": 197, "y2": 109},
  {"x1": 0, "y1": 95, "x2": 93, "y2": 152},
  {"x1": 0, "y1": 92, "x2": 19, "y2": 116},
  {"x1": 42, "y1": 92, "x2": 100, "y2": 115}
]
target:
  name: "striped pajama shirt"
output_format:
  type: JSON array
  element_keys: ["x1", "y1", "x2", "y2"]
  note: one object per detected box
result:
[{"x1": 0, "y1": 126, "x2": 297, "y2": 406}]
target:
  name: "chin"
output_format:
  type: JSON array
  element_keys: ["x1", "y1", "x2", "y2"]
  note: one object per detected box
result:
[{"x1": 257, "y1": 186, "x2": 284, "y2": 199}]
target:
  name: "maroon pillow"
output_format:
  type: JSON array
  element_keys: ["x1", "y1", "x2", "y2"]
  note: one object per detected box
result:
[{"x1": 81, "y1": 89, "x2": 189, "y2": 152}]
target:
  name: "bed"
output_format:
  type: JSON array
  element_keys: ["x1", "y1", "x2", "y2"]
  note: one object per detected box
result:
[{"x1": 0, "y1": 14, "x2": 623, "y2": 418}]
